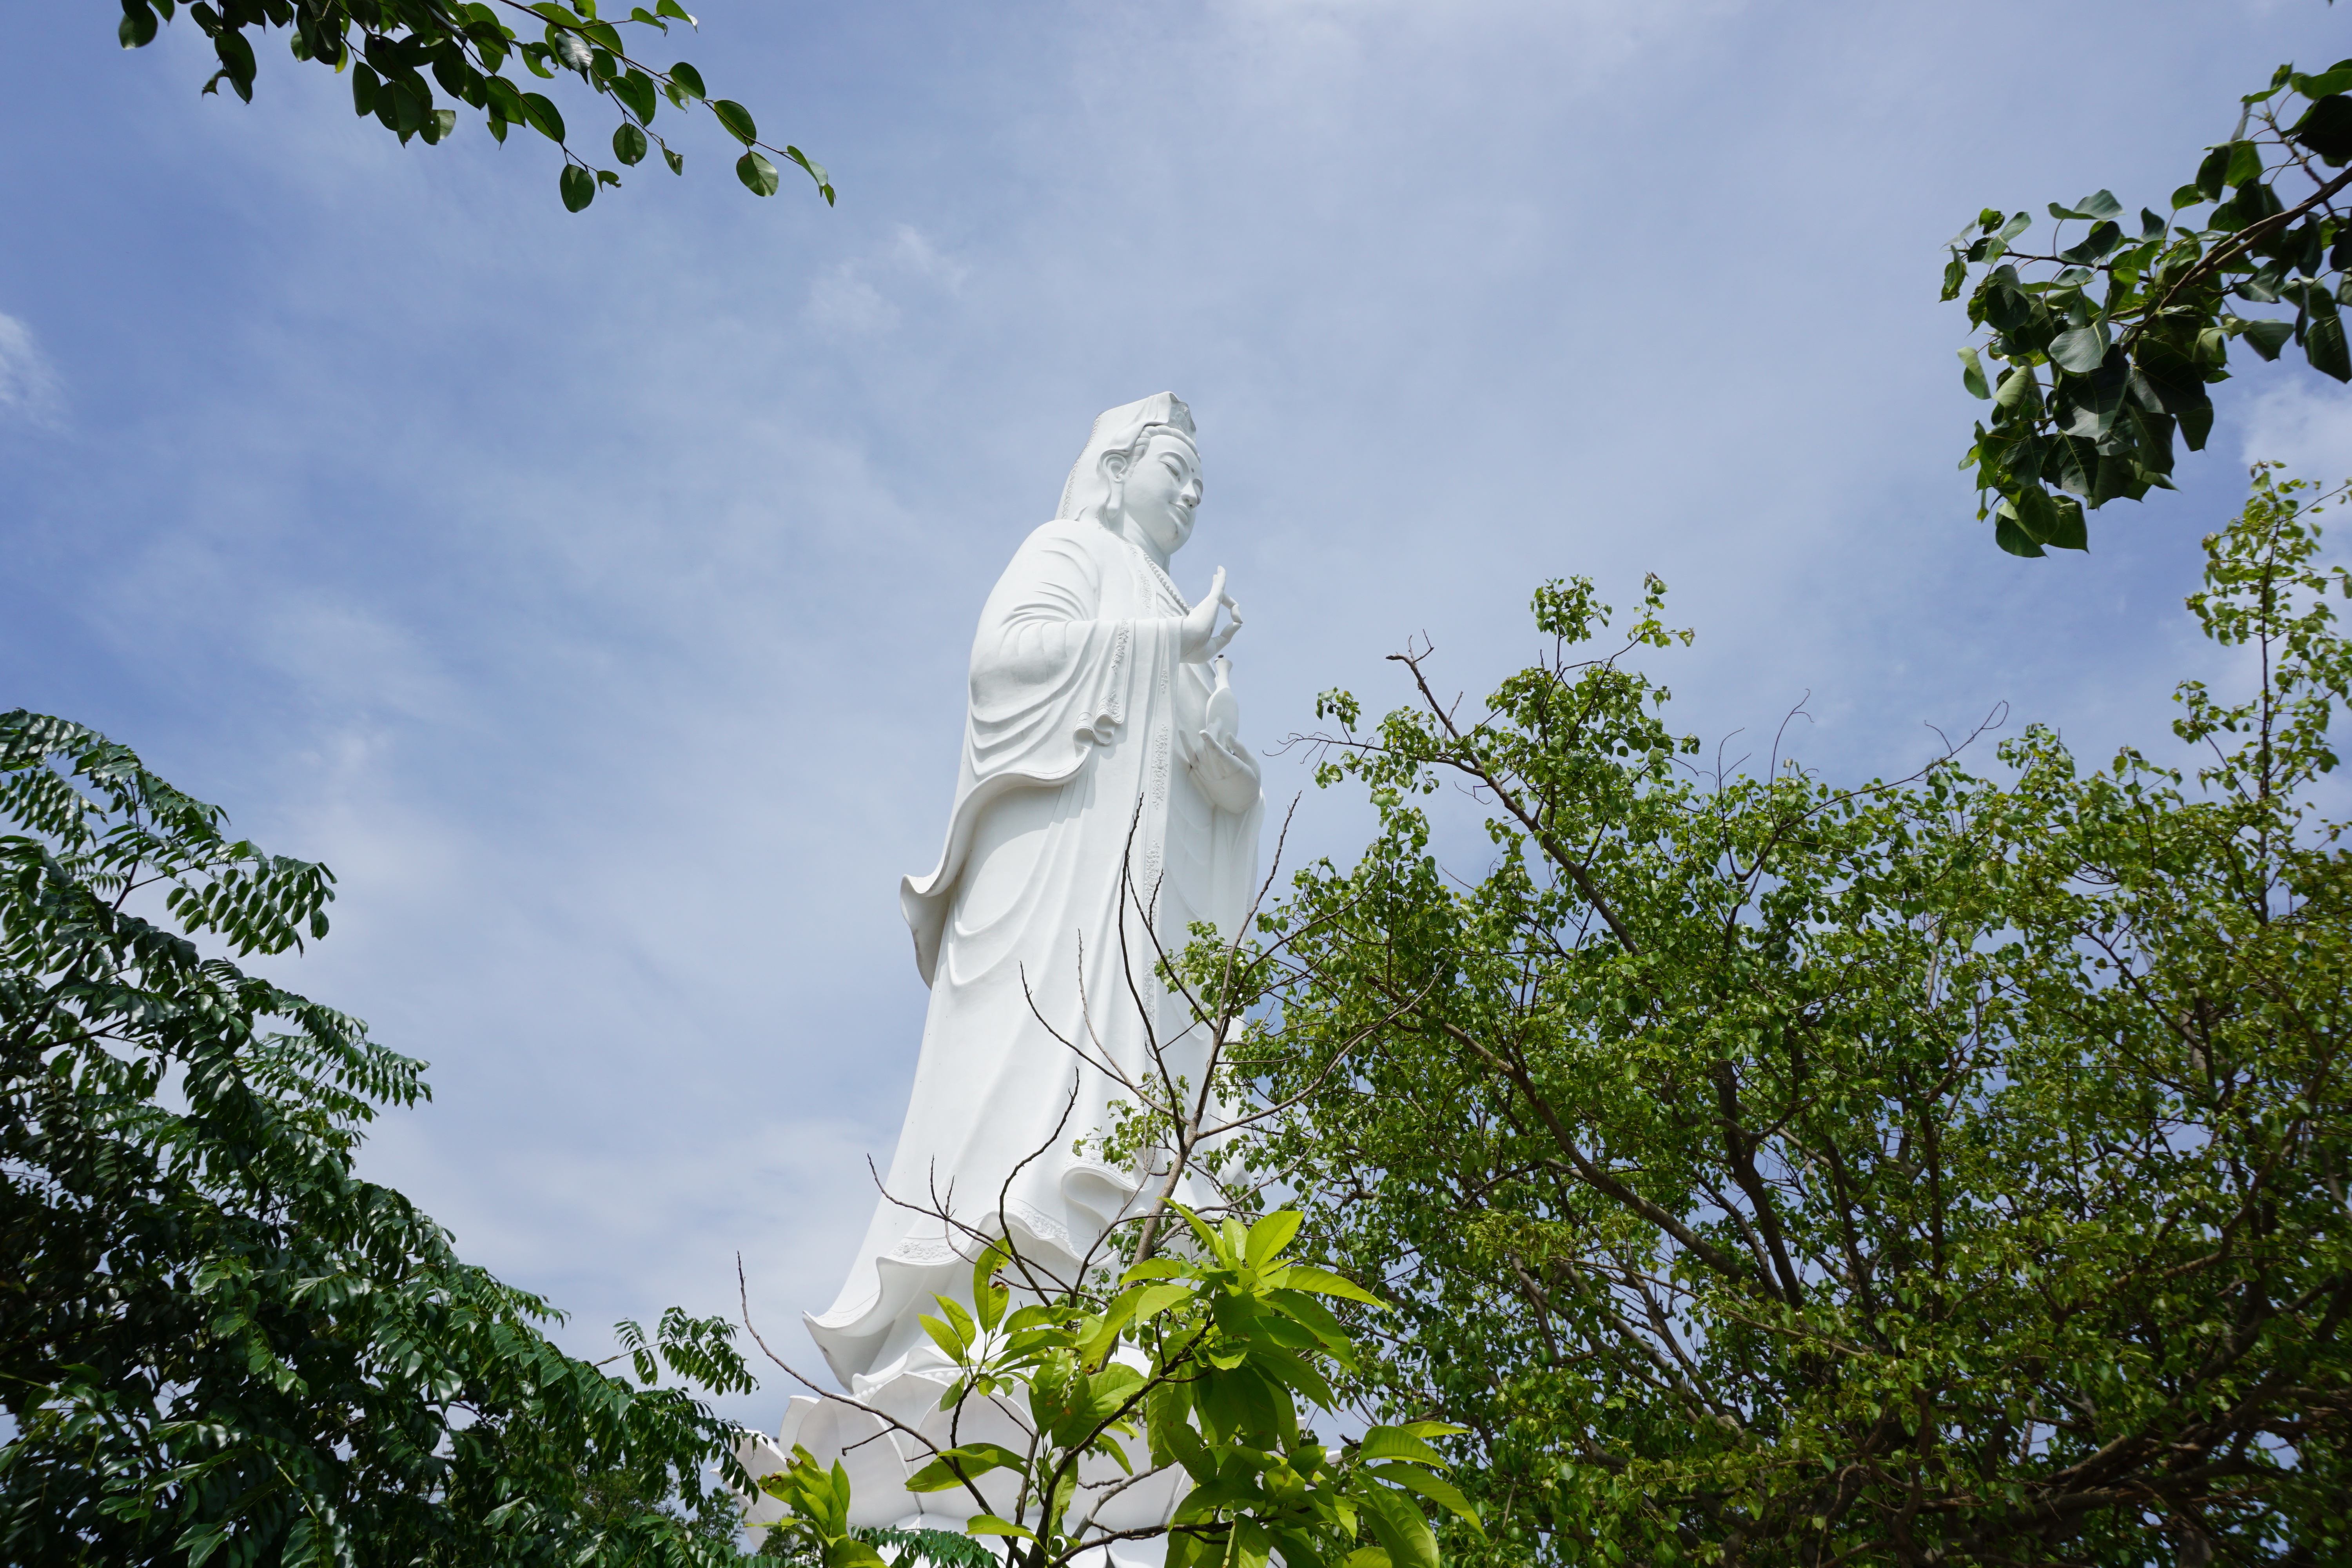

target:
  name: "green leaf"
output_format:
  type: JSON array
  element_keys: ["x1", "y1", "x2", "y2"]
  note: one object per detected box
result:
[
  {"x1": 352, "y1": 62, "x2": 380, "y2": 116},
  {"x1": 2012, "y1": 483, "x2": 2060, "y2": 544},
  {"x1": 1276, "y1": 1265, "x2": 1384, "y2": 1306},
  {"x1": 2290, "y1": 94, "x2": 2352, "y2": 165},
  {"x1": 120, "y1": 1, "x2": 160, "y2": 49},
  {"x1": 737, "y1": 149, "x2": 781, "y2": 195},
  {"x1": 611, "y1": 121, "x2": 647, "y2": 164},
  {"x1": 966, "y1": 1516, "x2": 1037, "y2": 1541},
  {"x1": 1994, "y1": 505, "x2": 2047, "y2": 558},
  {"x1": 560, "y1": 162, "x2": 596, "y2": 210},
  {"x1": 2308, "y1": 312, "x2": 2351, "y2": 381},
  {"x1": 2241, "y1": 318, "x2": 2295, "y2": 360},
  {"x1": 2049, "y1": 325, "x2": 2108, "y2": 374},
  {"x1": 712, "y1": 98, "x2": 757, "y2": 143},
  {"x1": 2227, "y1": 139, "x2": 2263, "y2": 187},
  {"x1": 1245, "y1": 1209, "x2": 1304, "y2": 1268},
  {"x1": 1370, "y1": 1463, "x2": 1486, "y2": 1532},
  {"x1": 668, "y1": 60, "x2": 707, "y2": 98},
  {"x1": 1958, "y1": 346, "x2": 1991, "y2": 399},
  {"x1": 662, "y1": 145, "x2": 684, "y2": 174},
  {"x1": 2045, "y1": 492, "x2": 2089, "y2": 551},
  {"x1": 520, "y1": 91, "x2": 566, "y2": 142},
  {"x1": 655, "y1": 0, "x2": 696, "y2": 21},
  {"x1": 1360, "y1": 1425, "x2": 1448, "y2": 1466},
  {"x1": 2171, "y1": 182, "x2": 2205, "y2": 210}
]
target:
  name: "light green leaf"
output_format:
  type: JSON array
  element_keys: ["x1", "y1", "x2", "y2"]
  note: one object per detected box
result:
[
  {"x1": 1244, "y1": 1209, "x2": 1304, "y2": 1268},
  {"x1": 1958, "y1": 346, "x2": 1990, "y2": 399},
  {"x1": 737, "y1": 150, "x2": 780, "y2": 196},
  {"x1": 966, "y1": 1515, "x2": 1037, "y2": 1541}
]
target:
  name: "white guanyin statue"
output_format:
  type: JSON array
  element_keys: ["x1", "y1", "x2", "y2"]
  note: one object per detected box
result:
[{"x1": 739, "y1": 393, "x2": 1264, "y2": 1553}]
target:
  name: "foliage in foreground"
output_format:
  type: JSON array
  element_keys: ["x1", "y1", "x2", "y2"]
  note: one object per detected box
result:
[
  {"x1": 1946, "y1": 52, "x2": 2352, "y2": 555},
  {"x1": 751, "y1": 1209, "x2": 1479, "y2": 1568},
  {"x1": 116, "y1": 0, "x2": 832, "y2": 212},
  {"x1": 0, "y1": 710, "x2": 757, "y2": 1565},
  {"x1": 1236, "y1": 469, "x2": 2352, "y2": 1564}
]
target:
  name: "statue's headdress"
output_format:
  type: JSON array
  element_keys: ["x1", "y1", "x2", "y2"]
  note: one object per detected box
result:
[{"x1": 1056, "y1": 392, "x2": 1196, "y2": 520}]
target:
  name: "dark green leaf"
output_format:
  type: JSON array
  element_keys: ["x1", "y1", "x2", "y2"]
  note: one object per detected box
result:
[
  {"x1": 1993, "y1": 507, "x2": 2047, "y2": 557},
  {"x1": 662, "y1": 145, "x2": 683, "y2": 174},
  {"x1": 668, "y1": 60, "x2": 707, "y2": 98},
  {"x1": 2049, "y1": 325, "x2": 2108, "y2": 373},
  {"x1": 120, "y1": 0, "x2": 161, "y2": 49},
  {"x1": 520, "y1": 90, "x2": 565, "y2": 142},
  {"x1": 711, "y1": 97, "x2": 757, "y2": 143},
  {"x1": 2308, "y1": 312, "x2": 2351, "y2": 380},
  {"x1": 352, "y1": 61, "x2": 380, "y2": 116},
  {"x1": 736, "y1": 149, "x2": 780, "y2": 195},
  {"x1": 2241, "y1": 318, "x2": 2295, "y2": 359},
  {"x1": 2290, "y1": 94, "x2": 2352, "y2": 164},
  {"x1": 613, "y1": 122, "x2": 647, "y2": 164},
  {"x1": 561, "y1": 162, "x2": 596, "y2": 210}
]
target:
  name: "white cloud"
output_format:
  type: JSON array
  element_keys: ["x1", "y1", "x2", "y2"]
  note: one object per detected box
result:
[
  {"x1": 2241, "y1": 379, "x2": 2352, "y2": 483},
  {"x1": 804, "y1": 225, "x2": 969, "y2": 333},
  {"x1": 0, "y1": 311, "x2": 61, "y2": 426}
]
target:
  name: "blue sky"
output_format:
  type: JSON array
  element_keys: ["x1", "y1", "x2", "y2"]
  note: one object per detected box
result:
[{"x1": 6, "y1": 0, "x2": 2352, "y2": 1429}]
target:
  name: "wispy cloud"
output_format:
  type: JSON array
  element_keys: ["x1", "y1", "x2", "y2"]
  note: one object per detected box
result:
[{"x1": 0, "y1": 311, "x2": 61, "y2": 426}]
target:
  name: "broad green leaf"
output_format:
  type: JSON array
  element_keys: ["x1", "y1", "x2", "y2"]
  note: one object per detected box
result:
[
  {"x1": 966, "y1": 1515, "x2": 1037, "y2": 1541},
  {"x1": 2307, "y1": 313, "x2": 2351, "y2": 381},
  {"x1": 521, "y1": 91, "x2": 566, "y2": 142},
  {"x1": 1993, "y1": 503, "x2": 2046, "y2": 557},
  {"x1": 2048, "y1": 325, "x2": 2107, "y2": 374},
  {"x1": 559, "y1": 162, "x2": 596, "y2": 210},
  {"x1": 668, "y1": 60, "x2": 708, "y2": 98},
  {"x1": 711, "y1": 97, "x2": 757, "y2": 143},
  {"x1": 663, "y1": 145, "x2": 684, "y2": 174},
  {"x1": 1359, "y1": 1425, "x2": 1447, "y2": 1466},
  {"x1": 1244, "y1": 1209, "x2": 1304, "y2": 1268},
  {"x1": 613, "y1": 122, "x2": 647, "y2": 164},
  {"x1": 656, "y1": 0, "x2": 697, "y2": 22},
  {"x1": 1271, "y1": 1265, "x2": 1383, "y2": 1306},
  {"x1": 737, "y1": 150, "x2": 780, "y2": 196},
  {"x1": 2240, "y1": 318, "x2": 2295, "y2": 360},
  {"x1": 1370, "y1": 1463, "x2": 1485, "y2": 1532}
]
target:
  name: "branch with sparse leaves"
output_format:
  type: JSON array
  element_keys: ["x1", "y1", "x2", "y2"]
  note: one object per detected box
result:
[{"x1": 117, "y1": 0, "x2": 833, "y2": 212}]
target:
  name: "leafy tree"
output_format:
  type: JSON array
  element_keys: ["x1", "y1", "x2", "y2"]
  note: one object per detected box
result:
[
  {"x1": 1945, "y1": 54, "x2": 2352, "y2": 555},
  {"x1": 0, "y1": 710, "x2": 761, "y2": 1565},
  {"x1": 1223, "y1": 469, "x2": 2352, "y2": 1564},
  {"x1": 114, "y1": 0, "x2": 833, "y2": 212}
]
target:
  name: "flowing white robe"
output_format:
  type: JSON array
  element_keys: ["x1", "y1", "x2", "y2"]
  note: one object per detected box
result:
[{"x1": 804, "y1": 515, "x2": 1263, "y2": 1406}]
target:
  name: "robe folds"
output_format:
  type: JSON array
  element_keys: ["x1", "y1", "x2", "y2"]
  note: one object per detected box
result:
[{"x1": 800, "y1": 515, "x2": 1262, "y2": 1432}]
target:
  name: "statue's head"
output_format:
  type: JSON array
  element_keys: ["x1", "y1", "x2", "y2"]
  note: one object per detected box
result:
[{"x1": 1057, "y1": 393, "x2": 1201, "y2": 555}]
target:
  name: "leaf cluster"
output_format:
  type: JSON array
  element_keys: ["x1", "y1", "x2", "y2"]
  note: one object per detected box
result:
[
  {"x1": 0, "y1": 710, "x2": 762, "y2": 1565},
  {"x1": 761, "y1": 1211, "x2": 1485, "y2": 1568},
  {"x1": 1946, "y1": 62, "x2": 2352, "y2": 554},
  {"x1": 115, "y1": 0, "x2": 832, "y2": 211}
]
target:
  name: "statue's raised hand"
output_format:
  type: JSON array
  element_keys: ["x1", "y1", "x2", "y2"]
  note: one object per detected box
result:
[{"x1": 1181, "y1": 566, "x2": 1242, "y2": 664}]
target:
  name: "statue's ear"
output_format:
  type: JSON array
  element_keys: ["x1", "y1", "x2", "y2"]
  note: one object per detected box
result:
[{"x1": 1099, "y1": 448, "x2": 1131, "y2": 486}]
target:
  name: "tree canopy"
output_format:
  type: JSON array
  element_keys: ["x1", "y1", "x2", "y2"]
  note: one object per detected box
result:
[
  {"x1": 1212, "y1": 470, "x2": 2352, "y2": 1564},
  {"x1": 0, "y1": 711, "x2": 760, "y2": 1565},
  {"x1": 116, "y1": 0, "x2": 832, "y2": 212}
]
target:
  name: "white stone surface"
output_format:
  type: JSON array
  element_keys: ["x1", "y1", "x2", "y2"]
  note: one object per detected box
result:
[{"x1": 742, "y1": 394, "x2": 1262, "y2": 1548}]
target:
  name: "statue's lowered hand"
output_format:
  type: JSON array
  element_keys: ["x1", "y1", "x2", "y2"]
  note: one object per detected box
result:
[
  {"x1": 1192, "y1": 728, "x2": 1261, "y2": 813},
  {"x1": 1180, "y1": 566, "x2": 1242, "y2": 663}
]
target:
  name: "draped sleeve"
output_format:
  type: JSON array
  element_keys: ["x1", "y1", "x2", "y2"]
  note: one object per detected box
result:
[{"x1": 900, "y1": 521, "x2": 1151, "y2": 984}]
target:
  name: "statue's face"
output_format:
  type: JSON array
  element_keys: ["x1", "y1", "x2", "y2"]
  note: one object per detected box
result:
[{"x1": 1109, "y1": 433, "x2": 1202, "y2": 555}]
